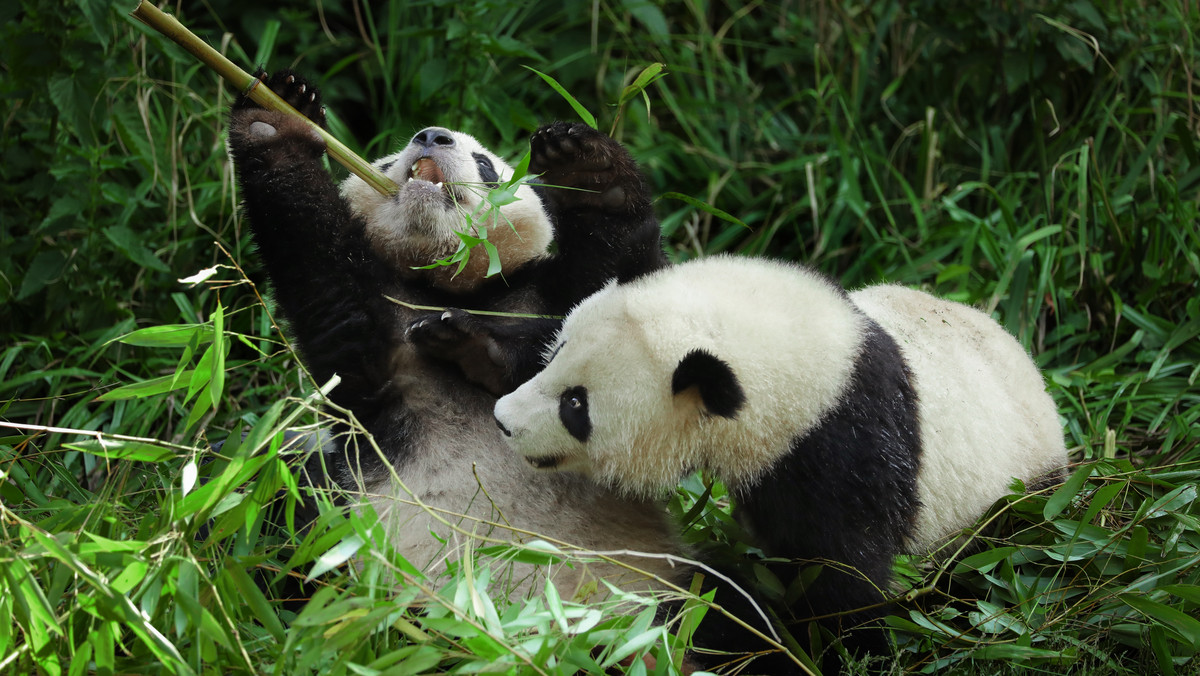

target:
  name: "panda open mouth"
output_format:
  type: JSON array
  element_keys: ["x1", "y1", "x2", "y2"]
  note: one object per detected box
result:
[
  {"x1": 525, "y1": 455, "x2": 564, "y2": 470},
  {"x1": 409, "y1": 157, "x2": 446, "y2": 184},
  {"x1": 407, "y1": 158, "x2": 459, "y2": 206}
]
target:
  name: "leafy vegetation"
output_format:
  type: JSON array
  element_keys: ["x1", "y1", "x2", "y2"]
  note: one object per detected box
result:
[{"x1": 2, "y1": 0, "x2": 1197, "y2": 674}]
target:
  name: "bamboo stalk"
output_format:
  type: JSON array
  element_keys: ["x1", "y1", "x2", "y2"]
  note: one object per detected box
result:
[{"x1": 129, "y1": 0, "x2": 397, "y2": 197}]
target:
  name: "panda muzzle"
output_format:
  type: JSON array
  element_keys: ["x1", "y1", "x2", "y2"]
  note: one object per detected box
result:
[{"x1": 495, "y1": 417, "x2": 563, "y2": 469}]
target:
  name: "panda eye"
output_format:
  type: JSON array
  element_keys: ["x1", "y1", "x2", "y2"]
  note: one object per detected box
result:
[
  {"x1": 558, "y1": 386, "x2": 590, "y2": 442},
  {"x1": 471, "y1": 152, "x2": 500, "y2": 186}
]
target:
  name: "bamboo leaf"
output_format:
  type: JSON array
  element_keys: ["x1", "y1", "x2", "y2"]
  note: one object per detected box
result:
[
  {"x1": 307, "y1": 534, "x2": 364, "y2": 581},
  {"x1": 1044, "y1": 463, "x2": 1093, "y2": 520},
  {"x1": 661, "y1": 192, "x2": 749, "y2": 229},
  {"x1": 64, "y1": 439, "x2": 176, "y2": 463},
  {"x1": 1121, "y1": 594, "x2": 1200, "y2": 648},
  {"x1": 524, "y1": 67, "x2": 596, "y2": 129}
]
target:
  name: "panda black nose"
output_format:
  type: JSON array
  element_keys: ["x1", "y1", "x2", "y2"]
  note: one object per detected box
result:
[
  {"x1": 412, "y1": 127, "x2": 455, "y2": 149},
  {"x1": 495, "y1": 417, "x2": 511, "y2": 437}
]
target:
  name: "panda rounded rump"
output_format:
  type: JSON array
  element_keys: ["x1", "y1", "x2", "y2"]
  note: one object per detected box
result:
[{"x1": 849, "y1": 284, "x2": 1066, "y2": 553}]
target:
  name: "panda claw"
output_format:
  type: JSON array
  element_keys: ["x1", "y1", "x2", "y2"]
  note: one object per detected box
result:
[{"x1": 286, "y1": 75, "x2": 295, "y2": 84}]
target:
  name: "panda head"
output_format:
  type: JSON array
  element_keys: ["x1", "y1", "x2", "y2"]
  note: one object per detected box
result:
[
  {"x1": 492, "y1": 276, "x2": 753, "y2": 497},
  {"x1": 493, "y1": 256, "x2": 871, "y2": 496},
  {"x1": 340, "y1": 127, "x2": 552, "y2": 291}
]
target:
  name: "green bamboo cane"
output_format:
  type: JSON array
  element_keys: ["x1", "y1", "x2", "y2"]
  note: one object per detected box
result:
[{"x1": 130, "y1": 0, "x2": 397, "y2": 197}]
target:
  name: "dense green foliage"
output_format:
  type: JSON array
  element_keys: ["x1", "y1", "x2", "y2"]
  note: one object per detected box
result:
[{"x1": 2, "y1": 0, "x2": 1197, "y2": 674}]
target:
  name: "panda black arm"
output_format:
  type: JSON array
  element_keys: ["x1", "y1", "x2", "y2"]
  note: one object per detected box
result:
[
  {"x1": 227, "y1": 70, "x2": 400, "y2": 430},
  {"x1": 526, "y1": 122, "x2": 669, "y2": 313}
]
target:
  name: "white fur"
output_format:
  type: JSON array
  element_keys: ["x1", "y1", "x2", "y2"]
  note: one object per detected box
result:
[
  {"x1": 495, "y1": 255, "x2": 1068, "y2": 555},
  {"x1": 849, "y1": 285, "x2": 1066, "y2": 554},
  {"x1": 340, "y1": 130, "x2": 552, "y2": 292},
  {"x1": 346, "y1": 375, "x2": 686, "y2": 601},
  {"x1": 496, "y1": 256, "x2": 865, "y2": 494}
]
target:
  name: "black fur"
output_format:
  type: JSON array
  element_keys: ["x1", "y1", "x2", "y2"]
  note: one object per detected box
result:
[
  {"x1": 558, "y1": 386, "x2": 590, "y2": 442},
  {"x1": 732, "y1": 317, "x2": 922, "y2": 669},
  {"x1": 226, "y1": 70, "x2": 667, "y2": 483},
  {"x1": 671, "y1": 349, "x2": 746, "y2": 419},
  {"x1": 528, "y1": 122, "x2": 668, "y2": 291}
]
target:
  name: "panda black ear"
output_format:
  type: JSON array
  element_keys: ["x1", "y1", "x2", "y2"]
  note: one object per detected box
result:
[{"x1": 671, "y1": 349, "x2": 745, "y2": 419}]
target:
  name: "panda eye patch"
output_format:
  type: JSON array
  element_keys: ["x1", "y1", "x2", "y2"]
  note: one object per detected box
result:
[
  {"x1": 472, "y1": 152, "x2": 500, "y2": 186},
  {"x1": 558, "y1": 386, "x2": 590, "y2": 442}
]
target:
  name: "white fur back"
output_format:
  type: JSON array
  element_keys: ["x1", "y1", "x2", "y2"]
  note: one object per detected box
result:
[
  {"x1": 849, "y1": 285, "x2": 1067, "y2": 554},
  {"x1": 497, "y1": 256, "x2": 1068, "y2": 558}
]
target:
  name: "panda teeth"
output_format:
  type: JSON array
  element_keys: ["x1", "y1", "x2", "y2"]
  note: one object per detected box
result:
[{"x1": 528, "y1": 455, "x2": 563, "y2": 470}]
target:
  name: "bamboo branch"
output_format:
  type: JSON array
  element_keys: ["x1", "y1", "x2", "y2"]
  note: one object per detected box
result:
[{"x1": 129, "y1": 1, "x2": 397, "y2": 197}]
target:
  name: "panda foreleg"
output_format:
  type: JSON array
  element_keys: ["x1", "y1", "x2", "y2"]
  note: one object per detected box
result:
[
  {"x1": 227, "y1": 70, "x2": 401, "y2": 430},
  {"x1": 408, "y1": 309, "x2": 561, "y2": 396},
  {"x1": 527, "y1": 122, "x2": 668, "y2": 311}
]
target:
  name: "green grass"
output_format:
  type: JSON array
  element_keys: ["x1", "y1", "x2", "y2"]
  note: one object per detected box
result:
[{"x1": 2, "y1": 0, "x2": 1197, "y2": 674}]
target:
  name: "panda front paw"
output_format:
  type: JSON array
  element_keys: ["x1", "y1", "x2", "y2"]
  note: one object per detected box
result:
[
  {"x1": 529, "y1": 122, "x2": 649, "y2": 214},
  {"x1": 233, "y1": 69, "x2": 326, "y2": 123},
  {"x1": 228, "y1": 69, "x2": 327, "y2": 166},
  {"x1": 408, "y1": 309, "x2": 509, "y2": 396},
  {"x1": 408, "y1": 308, "x2": 479, "y2": 352}
]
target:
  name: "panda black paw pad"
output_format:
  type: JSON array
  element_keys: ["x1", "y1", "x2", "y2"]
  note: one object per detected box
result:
[
  {"x1": 529, "y1": 122, "x2": 647, "y2": 215},
  {"x1": 229, "y1": 70, "x2": 328, "y2": 160},
  {"x1": 530, "y1": 122, "x2": 615, "y2": 175},
  {"x1": 233, "y1": 69, "x2": 326, "y2": 124},
  {"x1": 248, "y1": 121, "x2": 278, "y2": 140}
]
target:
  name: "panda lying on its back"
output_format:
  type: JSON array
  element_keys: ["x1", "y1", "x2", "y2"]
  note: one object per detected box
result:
[
  {"x1": 226, "y1": 69, "x2": 683, "y2": 601},
  {"x1": 495, "y1": 254, "x2": 1067, "y2": 658}
]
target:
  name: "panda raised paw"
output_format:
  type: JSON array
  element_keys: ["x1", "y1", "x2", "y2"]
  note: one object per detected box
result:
[
  {"x1": 233, "y1": 69, "x2": 326, "y2": 123},
  {"x1": 530, "y1": 122, "x2": 614, "y2": 173},
  {"x1": 530, "y1": 122, "x2": 646, "y2": 213},
  {"x1": 228, "y1": 69, "x2": 328, "y2": 164}
]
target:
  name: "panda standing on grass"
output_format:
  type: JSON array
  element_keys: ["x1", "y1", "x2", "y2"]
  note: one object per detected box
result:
[
  {"x1": 225, "y1": 69, "x2": 691, "y2": 602},
  {"x1": 495, "y1": 254, "x2": 1069, "y2": 670}
]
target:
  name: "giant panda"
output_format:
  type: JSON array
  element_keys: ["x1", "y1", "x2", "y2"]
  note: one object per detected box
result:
[
  {"x1": 225, "y1": 69, "x2": 686, "y2": 602},
  {"x1": 494, "y1": 254, "x2": 1068, "y2": 662}
]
